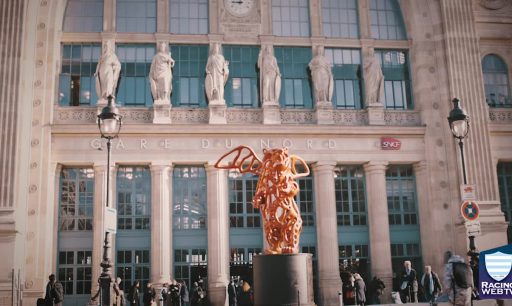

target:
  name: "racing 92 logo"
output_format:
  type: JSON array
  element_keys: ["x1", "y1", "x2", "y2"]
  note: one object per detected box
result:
[{"x1": 381, "y1": 137, "x2": 401, "y2": 150}]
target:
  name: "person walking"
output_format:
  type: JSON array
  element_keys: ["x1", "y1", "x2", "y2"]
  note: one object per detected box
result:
[
  {"x1": 420, "y1": 265, "x2": 442, "y2": 304},
  {"x1": 170, "y1": 280, "x2": 181, "y2": 306},
  {"x1": 44, "y1": 274, "x2": 64, "y2": 306},
  {"x1": 238, "y1": 281, "x2": 253, "y2": 306},
  {"x1": 180, "y1": 280, "x2": 189, "y2": 306},
  {"x1": 228, "y1": 278, "x2": 238, "y2": 306},
  {"x1": 354, "y1": 273, "x2": 366, "y2": 306},
  {"x1": 113, "y1": 277, "x2": 126, "y2": 306},
  {"x1": 128, "y1": 281, "x2": 141, "y2": 306},
  {"x1": 143, "y1": 283, "x2": 156, "y2": 306},
  {"x1": 369, "y1": 276, "x2": 385, "y2": 304},
  {"x1": 444, "y1": 251, "x2": 473, "y2": 306},
  {"x1": 399, "y1": 260, "x2": 418, "y2": 303}
]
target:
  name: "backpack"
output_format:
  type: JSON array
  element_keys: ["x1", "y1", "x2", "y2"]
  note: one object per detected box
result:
[{"x1": 452, "y1": 262, "x2": 473, "y2": 289}]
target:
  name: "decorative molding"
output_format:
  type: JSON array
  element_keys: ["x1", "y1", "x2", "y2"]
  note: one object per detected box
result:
[
  {"x1": 333, "y1": 110, "x2": 368, "y2": 125},
  {"x1": 226, "y1": 109, "x2": 263, "y2": 124},
  {"x1": 280, "y1": 109, "x2": 315, "y2": 124},
  {"x1": 489, "y1": 108, "x2": 512, "y2": 123},
  {"x1": 170, "y1": 108, "x2": 209, "y2": 124},
  {"x1": 54, "y1": 107, "x2": 96, "y2": 124},
  {"x1": 383, "y1": 110, "x2": 422, "y2": 126},
  {"x1": 119, "y1": 108, "x2": 153, "y2": 123}
]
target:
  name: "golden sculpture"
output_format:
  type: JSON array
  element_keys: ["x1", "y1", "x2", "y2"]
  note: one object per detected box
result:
[{"x1": 215, "y1": 146, "x2": 310, "y2": 254}]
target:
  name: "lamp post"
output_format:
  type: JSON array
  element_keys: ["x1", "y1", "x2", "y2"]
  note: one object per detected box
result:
[
  {"x1": 97, "y1": 95, "x2": 122, "y2": 306},
  {"x1": 447, "y1": 97, "x2": 479, "y2": 285}
]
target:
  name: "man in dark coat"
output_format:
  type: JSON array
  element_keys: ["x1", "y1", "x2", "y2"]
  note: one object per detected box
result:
[
  {"x1": 180, "y1": 280, "x2": 189, "y2": 306},
  {"x1": 44, "y1": 274, "x2": 64, "y2": 306},
  {"x1": 128, "y1": 281, "x2": 141, "y2": 306},
  {"x1": 143, "y1": 283, "x2": 156, "y2": 306},
  {"x1": 228, "y1": 278, "x2": 238, "y2": 306},
  {"x1": 420, "y1": 265, "x2": 442, "y2": 304},
  {"x1": 399, "y1": 260, "x2": 418, "y2": 303}
]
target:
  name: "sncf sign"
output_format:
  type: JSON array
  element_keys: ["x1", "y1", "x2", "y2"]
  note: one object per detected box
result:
[{"x1": 381, "y1": 137, "x2": 401, "y2": 150}]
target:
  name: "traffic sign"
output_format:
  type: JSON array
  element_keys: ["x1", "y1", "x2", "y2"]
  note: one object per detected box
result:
[
  {"x1": 460, "y1": 184, "x2": 476, "y2": 201},
  {"x1": 460, "y1": 200, "x2": 480, "y2": 221},
  {"x1": 465, "y1": 220, "x2": 482, "y2": 237}
]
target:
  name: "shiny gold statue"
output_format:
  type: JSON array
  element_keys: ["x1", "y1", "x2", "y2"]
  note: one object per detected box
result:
[{"x1": 215, "y1": 146, "x2": 310, "y2": 254}]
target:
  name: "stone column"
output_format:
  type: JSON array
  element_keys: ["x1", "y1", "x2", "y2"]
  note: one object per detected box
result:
[
  {"x1": 206, "y1": 165, "x2": 230, "y2": 306},
  {"x1": 312, "y1": 162, "x2": 342, "y2": 306},
  {"x1": 91, "y1": 163, "x2": 108, "y2": 298},
  {"x1": 150, "y1": 163, "x2": 172, "y2": 285},
  {"x1": 363, "y1": 161, "x2": 393, "y2": 303},
  {"x1": 440, "y1": 0, "x2": 507, "y2": 250}
]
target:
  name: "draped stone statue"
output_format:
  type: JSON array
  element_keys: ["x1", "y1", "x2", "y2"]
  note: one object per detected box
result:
[
  {"x1": 95, "y1": 40, "x2": 121, "y2": 101},
  {"x1": 364, "y1": 49, "x2": 385, "y2": 105},
  {"x1": 149, "y1": 42, "x2": 175, "y2": 104},
  {"x1": 257, "y1": 45, "x2": 281, "y2": 105},
  {"x1": 308, "y1": 46, "x2": 334, "y2": 104},
  {"x1": 205, "y1": 43, "x2": 229, "y2": 103}
]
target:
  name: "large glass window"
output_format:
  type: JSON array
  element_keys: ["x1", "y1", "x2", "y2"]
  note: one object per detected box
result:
[
  {"x1": 297, "y1": 167, "x2": 315, "y2": 227},
  {"x1": 321, "y1": 0, "x2": 359, "y2": 38},
  {"x1": 59, "y1": 168, "x2": 94, "y2": 231},
  {"x1": 169, "y1": 0, "x2": 209, "y2": 34},
  {"x1": 482, "y1": 54, "x2": 511, "y2": 107},
  {"x1": 63, "y1": 0, "x2": 103, "y2": 32},
  {"x1": 116, "y1": 0, "x2": 156, "y2": 33},
  {"x1": 174, "y1": 248, "x2": 208, "y2": 287},
  {"x1": 117, "y1": 166, "x2": 151, "y2": 230},
  {"x1": 498, "y1": 162, "x2": 512, "y2": 243},
  {"x1": 57, "y1": 250, "x2": 92, "y2": 296},
  {"x1": 224, "y1": 46, "x2": 260, "y2": 108},
  {"x1": 390, "y1": 243, "x2": 422, "y2": 286},
  {"x1": 116, "y1": 250, "x2": 151, "y2": 293},
  {"x1": 386, "y1": 165, "x2": 417, "y2": 225},
  {"x1": 334, "y1": 166, "x2": 367, "y2": 226},
  {"x1": 59, "y1": 44, "x2": 101, "y2": 106},
  {"x1": 228, "y1": 171, "x2": 260, "y2": 228},
  {"x1": 325, "y1": 49, "x2": 362, "y2": 109},
  {"x1": 116, "y1": 45, "x2": 155, "y2": 107},
  {"x1": 171, "y1": 45, "x2": 209, "y2": 107},
  {"x1": 369, "y1": 0, "x2": 406, "y2": 40},
  {"x1": 339, "y1": 244, "x2": 369, "y2": 278},
  {"x1": 173, "y1": 166, "x2": 207, "y2": 229},
  {"x1": 275, "y1": 47, "x2": 313, "y2": 108},
  {"x1": 272, "y1": 0, "x2": 310, "y2": 37},
  {"x1": 376, "y1": 50, "x2": 412, "y2": 109}
]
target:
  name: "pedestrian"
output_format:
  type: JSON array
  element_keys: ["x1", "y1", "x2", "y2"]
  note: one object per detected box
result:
[
  {"x1": 399, "y1": 260, "x2": 418, "y2": 303},
  {"x1": 420, "y1": 265, "x2": 442, "y2": 304},
  {"x1": 369, "y1": 276, "x2": 385, "y2": 304},
  {"x1": 144, "y1": 283, "x2": 156, "y2": 306},
  {"x1": 228, "y1": 278, "x2": 238, "y2": 306},
  {"x1": 128, "y1": 281, "x2": 141, "y2": 306},
  {"x1": 44, "y1": 274, "x2": 64, "y2": 306},
  {"x1": 113, "y1": 277, "x2": 126, "y2": 306},
  {"x1": 238, "y1": 281, "x2": 253, "y2": 306},
  {"x1": 180, "y1": 280, "x2": 189, "y2": 306},
  {"x1": 170, "y1": 280, "x2": 181, "y2": 306},
  {"x1": 190, "y1": 282, "x2": 205, "y2": 306},
  {"x1": 160, "y1": 283, "x2": 169, "y2": 306},
  {"x1": 343, "y1": 273, "x2": 356, "y2": 305},
  {"x1": 354, "y1": 273, "x2": 366, "y2": 306},
  {"x1": 443, "y1": 251, "x2": 473, "y2": 306}
]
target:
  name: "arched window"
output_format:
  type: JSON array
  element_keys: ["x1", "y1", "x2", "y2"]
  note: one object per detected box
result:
[
  {"x1": 369, "y1": 0, "x2": 406, "y2": 40},
  {"x1": 63, "y1": 0, "x2": 103, "y2": 32},
  {"x1": 482, "y1": 54, "x2": 510, "y2": 107}
]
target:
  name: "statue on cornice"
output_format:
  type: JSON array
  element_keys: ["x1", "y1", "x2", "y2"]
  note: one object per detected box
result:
[
  {"x1": 258, "y1": 45, "x2": 281, "y2": 105},
  {"x1": 363, "y1": 49, "x2": 385, "y2": 106},
  {"x1": 205, "y1": 42, "x2": 229, "y2": 103},
  {"x1": 95, "y1": 40, "x2": 121, "y2": 101},
  {"x1": 149, "y1": 42, "x2": 175, "y2": 104},
  {"x1": 308, "y1": 45, "x2": 333, "y2": 104}
]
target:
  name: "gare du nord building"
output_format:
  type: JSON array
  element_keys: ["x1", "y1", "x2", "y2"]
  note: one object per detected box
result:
[{"x1": 1, "y1": 0, "x2": 512, "y2": 305}]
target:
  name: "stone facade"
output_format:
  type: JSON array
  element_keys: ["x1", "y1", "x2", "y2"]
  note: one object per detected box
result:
[{"x1": 0, "y1": 0, "x2": 511, "y2": 306}]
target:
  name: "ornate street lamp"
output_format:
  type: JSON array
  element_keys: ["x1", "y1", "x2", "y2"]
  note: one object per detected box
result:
[
  {"x1": 447, "y1": 97, "x2": 479, "y2": 292},
  {"x1": 447, "y1": 97, "x2": 470, "y2": 184},
  {"x1": 97, "y1": 95, "x2": 122, "y2": 306}
]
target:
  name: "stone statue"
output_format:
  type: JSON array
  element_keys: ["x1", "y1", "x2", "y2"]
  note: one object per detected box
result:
[
  {"x1": 364, "y1": 49, "x2": 385, "y2": 105},
  {"x1": 95, "y1": 40, "x2": 121, "y2": 101},
  {"x1": 205, "y1": 43, "x2": 229, "y2": 103},
  {"x1": 257, "y1": 45, "x2": 281, "y2": 104},
  {"x1": 149, "y1": 42, "x2": 175, "y2": 104},
  {"x1": 308, "y1": 46, "x2": 334, "y2": 104},
  {"x1": 215, "y1": 146, "x2": 310, "y2": 254}
]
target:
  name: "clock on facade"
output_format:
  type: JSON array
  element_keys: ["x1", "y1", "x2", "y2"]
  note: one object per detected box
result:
[{"x1": 224, "y1": 0, "x2": 255, "y2": 17}]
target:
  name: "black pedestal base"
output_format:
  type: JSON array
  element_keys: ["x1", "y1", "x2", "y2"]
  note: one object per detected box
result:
[{"x1": 253, "y1": 253, "x2": 316, "y2": 306}]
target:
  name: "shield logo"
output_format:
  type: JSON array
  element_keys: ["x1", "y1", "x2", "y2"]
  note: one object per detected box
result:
[{"x1": 485, "y1": 251, "x2": 512, "y2": 281}]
